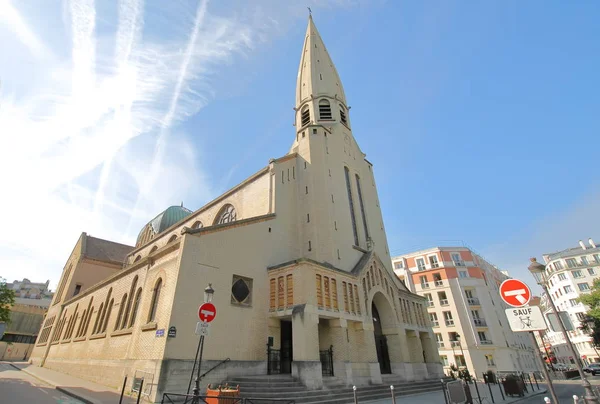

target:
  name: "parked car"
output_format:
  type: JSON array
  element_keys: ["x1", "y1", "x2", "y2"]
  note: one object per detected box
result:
[
  {"x1": 584, "y1": 363, "x2": 600, "y2": 375},
  {"x1": 552, "y1": 363, "x2": 573, "y2": 371}
]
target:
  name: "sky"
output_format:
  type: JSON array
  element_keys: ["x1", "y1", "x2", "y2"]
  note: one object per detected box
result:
[{"x1": 0, "y1": 0, "x2": 598, "y2": 291}]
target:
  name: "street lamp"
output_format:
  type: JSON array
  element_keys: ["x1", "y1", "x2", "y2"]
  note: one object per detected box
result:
[
  {"x1": 189, "y1": 283, "x2": 215, "y2": 403},
  {"x1": 528, "y1": 258, "x2": 598, "y2": 404}
]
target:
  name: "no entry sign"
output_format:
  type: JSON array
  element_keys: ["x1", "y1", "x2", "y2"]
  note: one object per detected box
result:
[
  {"x1": 499, "y1": 279, "x2": 531, "y2": 308},
  {"x1": 198, "y1": 302, "x2": 216, "y2": 323}
]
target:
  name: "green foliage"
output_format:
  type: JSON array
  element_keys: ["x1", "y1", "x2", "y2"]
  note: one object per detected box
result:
[
  {"x1": 0, "y1": 278, "x2": 16, "y2": 323},
  {"x1": 577, "y1": 279, "x2": 600, "y2": 346}
]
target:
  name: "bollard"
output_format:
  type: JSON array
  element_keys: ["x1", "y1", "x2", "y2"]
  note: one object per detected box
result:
[
  {"x1": 486, "y1": 378, "x2": 495, "y2": 403},
  {"x1": 497, "y1": 377, "x2": 505, "y2": 401},
  {"x1": 527, "y1": 373, "x2": 534, "y2": 391},
  {"x1": 390, "y1": 385, "x2": 396, "y2": 404},
  {"x1": 574, "y1": 395, "x2": 579, "y2": 404},
  {"x1": 473, "y1": 380, "x2": 482, "y2": 404},
  {"x1": 136, "y1": 378, "x2": 144, "y2": 404},
  {"x1": 544, "y1": 397, "x2": 551, "y2": 403},
  {"x1": 119, "y1": 375, "x2": 127, "y2": 404},
  {"x1": 353, "y1": 385, "x2": 358, "y2": 404},
  {"x1": 533, "y1": 372, "x2": 539, "y2": 390}
]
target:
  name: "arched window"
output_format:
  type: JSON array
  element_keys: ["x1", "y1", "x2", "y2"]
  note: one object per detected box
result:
[
  {"x1": 115, "y1": 294, "x2": 127, "y2": 331},
  {"x1": 192, "y1": 221, "x2": 203, "y2": 229},
  {"x1": 344, "y1": 167, "x2": 359, "y2": 245},
  {"x1": 148, "y1": 278, "x2": 163, "y2": 323},
  {"x1": 102, "y1": 299, "x2": 113, "y2": 333},
  {"x1": 83, "y1": 305, "x2": 94, "y2": 336},
  {"x1": 97, "y1": 288, "x2": 112, "y2": 334},
  {"x1": 319, "y1": 99, "x2": 332, "y2": 120},
  {"x1": 77, "y1": 310, "x2": 87, "y2": 337},
  {"x1": 168, "y1": 235, "x2": 177, "y2": 243},
  {"x1": 150, "y1": 245, "x2": 158, "y2": 253},
  {"x1": 129, "y1": 288, "x2": 142, "y2": 327},
  {"x1": 339, "y1": 105, "x2": 348, "y2": 126},
  {"x1": 215, "y1": 204, "x2": 237, "y2": 225},
  {"x1": 92, "y1": 303, "x2": 104, "y2": 334},
  {"x1": 301, "y1": 105, "x2": 310, "y2": 127},
  {"x1": 54, "y1": 263, "x2": 73, "y2": 305},
  {"x1": 121, "y1": 276, "x2": 138, "y2": 329},
  {"x1": 134, "y1": 255, "x2": 142, "y2": 263}
]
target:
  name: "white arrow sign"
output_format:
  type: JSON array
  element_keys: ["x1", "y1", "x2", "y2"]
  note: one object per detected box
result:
[{"x1": 503, "y1": 289, "x2": 528, "y2": 304}]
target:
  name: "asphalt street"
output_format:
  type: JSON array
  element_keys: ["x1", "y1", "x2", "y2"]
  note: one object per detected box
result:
[
  {"x1": 518, "y1": 382, "x2": 599, "y2": 403},
  {"x1": 0, "y1": 362, "x2": 83, "y2": 404}
]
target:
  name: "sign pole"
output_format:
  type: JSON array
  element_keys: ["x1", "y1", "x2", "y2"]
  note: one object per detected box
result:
[
  {"x1": 530, "y1": 331, "x2": 559, "y2": 404},
  {"x1": 187, "y1": 323, "x2": 203, "y2": 395},
  {"x1": 192, "y1": 334, "x2": 206, "y2": 403}
]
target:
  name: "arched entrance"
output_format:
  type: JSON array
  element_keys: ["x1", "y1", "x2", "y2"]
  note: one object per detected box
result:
[{"x1": 372, "y1": 302, "x2": 392, "y2": 374}]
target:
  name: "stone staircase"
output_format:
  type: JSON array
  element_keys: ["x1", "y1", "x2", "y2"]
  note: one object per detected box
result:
[{"x1": 220, "y1": 374, "x2": 445, "y2": 404}]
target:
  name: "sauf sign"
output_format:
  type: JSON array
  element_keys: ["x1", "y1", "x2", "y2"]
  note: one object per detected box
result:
[{"x1": 500, "y1": 278, "x2": 548, "y2": 332}]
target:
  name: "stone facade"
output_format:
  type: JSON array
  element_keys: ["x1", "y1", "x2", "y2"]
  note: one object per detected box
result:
[{"x1": 29, "y1": 16, "x2": 443, "y2": 402}]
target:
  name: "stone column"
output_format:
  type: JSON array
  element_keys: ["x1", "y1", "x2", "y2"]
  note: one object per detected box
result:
[
  {"x1": 406, "y1": 330, "x2": 426, "y2": 380},
  {"x1": 351, "y1": 321, "x2": 381, "y2": 385},
  {"x1": 387, "y1": 327, "x2": 410, "y2": 379},
  {"x1": 421, "y1": 331, "x2": 443, "y2": 378},
  {"x1": 291, "y1": 305, "x2": 322, "y2": 389},
  {"x1": 328, "y1": 319, "x2": 350, "y2": 383}
]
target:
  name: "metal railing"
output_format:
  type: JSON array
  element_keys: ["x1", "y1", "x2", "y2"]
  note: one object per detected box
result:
[
  {"x1": 479, "y1": 340, "x2": 493, "y2": 345},
  {"x1": 434, "y1": 280, "x2": 444, "y2": 287},
  {"x1": 199, "y1": 358, "x2": 230, "y2": 381},
  {"x1": 467, "y1": 298, "x2": 480, "y2": 305},
  {"x1": 445, "y1": 320, "x2": 455, "y2": 326},
  {"x1": 162, "y1": 394, "x2": 295, "y2": 404},
  {"x1": 440, "y1": 299, "x2": 449, "y2": 306},
  {"x1": 432, "y1": 321, "x2": 439, "y2": 327},
  {"x1": 473, "y1": 318, "x2": 487, "y2": 326}
]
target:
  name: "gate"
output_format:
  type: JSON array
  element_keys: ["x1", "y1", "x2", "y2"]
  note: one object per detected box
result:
[
  {"x1": 267, "y1": 346, "x2": 281, "y2": 375},
  {"x1": 320, "y1": 345, "x2": 334, "y2": 377}
]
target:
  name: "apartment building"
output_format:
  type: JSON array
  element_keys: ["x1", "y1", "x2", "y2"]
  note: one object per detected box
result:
[
  {"x1": 539, "y1": 238, "x2": 600, "y2": 365},
  {"x1": 393, "y1": 247, "x2": 539, "y2": 377}
]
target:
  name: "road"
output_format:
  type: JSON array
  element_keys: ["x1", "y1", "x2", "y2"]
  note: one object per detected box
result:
[
  {"x1": 0, "y1": 362, "x2": 84, "y2": 404},
  {"x1": 520, "y1": 382, "x2": 599, "y2": 403}
]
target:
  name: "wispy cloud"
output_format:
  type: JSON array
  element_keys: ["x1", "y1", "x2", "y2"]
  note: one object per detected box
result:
[{"x1": 0, "y1": 0, "x2": 355, "y2": 288}]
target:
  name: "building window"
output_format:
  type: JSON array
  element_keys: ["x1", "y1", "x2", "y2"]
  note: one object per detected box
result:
[
  {"x1": 570, "y1": 299, "x2": 578, "y2": 307},
  {"x1": 192, "y1": 221, "x2": 203, "y2": 229},
  {"x1": 452, "y1": 253, "x2": 464, "y2": 266},
  {"x1": 318, "y1": 99, "x2": 332, "y2": 120},
  {"x1": 589, "y1": 268, "x2": 596, "y2": 276},
  {"x1": 564, "y1": 285, "x2": 573, "y2": 293},
  {"x1": 441, "y1": 355, "x2": 449, "y2": 366},
  {"x1": 566, "y1": 258, "x2": 577, "y2": 268},
  {"x1": 215, "y1": 204, "x2": 237, "y2": 225},
  {"x1": 443, "y1": 311, "x2": 454, "y2": 326},
  {"x1": 115, "y1": 294, "x2": 127, "y2": 331},
  {"x1": 558, "y1": 273, "x2": 567, "y2": 281},
  {"x1": 486, "y1": 354, "x2": 496, "y2": 366},
  {"x1": 73, "y1": 284, "x2": 82, "y2": 296},
  {"x1": 459, "y1": 271, "x2": 468, "y2": 278},
  {"x1": 438, "y1": 292, "x2": 449, "y2": 306},
  {"x1": 339, "y1": 105, "x2": 348, "y2": 125},
  {"x1": 419, "y1": 275, "x2": 429, "y2": 289},
  {"x1": 394, "y1": 261, "x2": 404, "y2": 270},
  {"x1": 148, "y1": 278, "x2": 163, "y2": 323},
  {"x1": 355, "y1": 175, "x2": 369, "y2": 242},
  {"x1": 150, "y1": 245, "x2": 158, "y2": 253},
  {"x1": 576, "y1": 312, "x2": 586, "y2": 321},
  {"x1": 231, "y1": 275, "x2": 253, "y2": 306},
  {"x1": 554, "y1": 261, "x2": 564, "y2": 270},
  {"x1": 416, "y1": 258, "x2": 426, "y2": 271},
  {"x1": 54, "y1": 263, "x2": 73, "y2": 305},
  {"x1": 134, "y1": 255, "x2": 142, "y2": 262},
  {"x1": 573, "y1": 270, "x2": 583, "y2": 278},
  {"x1": 593, "y1": 254, "x2": 600, "y2": 264},
  {"x1": 478, "y1": 331, "x2": 489, "y2": 342},
  {"x1": 581, "y1": 256, "x2": 589, "y2": 265},
  {"x1": 129, "y1": 288, "x2": 142, "y2": 327},
  {"x1": 429, "y1": 255, "x2": 439, "y2": 268},
  {"x1": 430, "y1": 313, "x2": 439, "y2": 327},
  {"x1": 344, "y1": 167, "x2": 359, "y2": 245},
  {"x1": 167, "y1": 235, "x2": 177, "y2": 243},
  {"x1": 425, "y1": 293, "x2": 434, "y2": 307},
  {"x1": 102, "y1": 299, "x2": 113, "y2": 333},
  {"x1": 301, "y1": 105, "x2": 310, "y2": 126},
  {"x1": 578, "y1": 283, "x2": 590, "y2": 291}
]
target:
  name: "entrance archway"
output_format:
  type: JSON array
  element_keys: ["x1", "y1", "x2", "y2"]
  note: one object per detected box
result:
[{"x1": 372, "y1": 296, "x2": 393, "y2": 374}]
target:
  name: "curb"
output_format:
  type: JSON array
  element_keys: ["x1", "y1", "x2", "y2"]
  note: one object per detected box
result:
[
  {"x1": 511, "y1": 388, "x2": 548, "y2": 403},
  {"x1": 5, "y1": 362, "x2": 97, "y2": 404}
]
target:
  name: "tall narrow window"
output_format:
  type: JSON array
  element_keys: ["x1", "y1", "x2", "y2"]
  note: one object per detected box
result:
[
  {"x1": 355, "y1": 175, "x2": 369, "y2": 242},
  {"x1": 319, "y1": 99, "x2": 332, "y2": 120},
  {"x1": 122, "y1": 276, "x2": 138, "y2": 329},
  {"x1": 102, "y1": 299, "x2": 113, "y2": 333},
  {"x1": 344, "y1": 167, "x2": 359, "y2": 245},
  {"x1": 339, "y1": 105, "x2": 348, "y2": 125},
  {"x1": 115, "y1": 294, "x2": 127, "y2": 331},
  {"x1": 301, "y1": 105, "x2": 310, "y2": 126},
  {"x1": 129, "y1": 288, "x2": 143, "y2": 327},
  {"x1": 54, "y1": 264, "x2": 73, "y2": 305},
  {"x1": 148, "y1": 278, "x2": 163, "y2": 323}
]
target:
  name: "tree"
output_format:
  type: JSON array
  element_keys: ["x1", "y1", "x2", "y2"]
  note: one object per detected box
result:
[
  {"x1": 0, "y1": 278, "x2": 16, "y2": 323},
  {"x1": 577, "y1": 279, "x2": 600, "y2": 346}
]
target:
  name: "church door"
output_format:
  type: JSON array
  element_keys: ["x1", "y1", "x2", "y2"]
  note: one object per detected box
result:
[
  {"x1": 372, "y1": 303, "x2": 392, "y2": 374},
  {"x1": 280, "y1": 321, "x2": 293, "y2": 374}
]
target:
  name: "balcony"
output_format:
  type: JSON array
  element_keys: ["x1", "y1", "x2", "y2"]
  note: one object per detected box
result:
[
  {"x1": 417, "y1": 266, "x2": 427, "y2": 272},
  {"x1": 420, "y1": 282, "x2": 430, "y2": 289},
  {"x1": 440, "y1": 299, "x2": 449, "y2": 306},
  {"x1": 451, "y1": 341, "x2": 461, "y2": 347},
  {"x1": 432, "y1": 321, "x2": 439, "y2": 327},
  {"x1": 474, "y1": 318, "x2": 487, "y2": 327},
  {"x1": 431, "y1": 263, "x2": 440, "y2": 269},
  {"x1": 467, "y1": 297, "x2": 480, "y2": 305},
  {"x1": 454, "y1": 261, "x2": 465, "y2": 267},
  {"x1": 445, "y1": 320, "x2": 455, "y2": 326},
  {"x1": 434, "y1": 280, "x2": 444, "y2": 287},
  {"x1": 480, "y1": 340, "x2": 493, "y2": 345}
]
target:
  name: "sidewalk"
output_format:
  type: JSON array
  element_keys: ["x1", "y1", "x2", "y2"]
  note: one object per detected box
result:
[
  {"x1": 364, "y1": 381, "x2": 547, "y2": 404},
  {"x1": 3, "y1": 361, "x2": 137, "y2": 404}
]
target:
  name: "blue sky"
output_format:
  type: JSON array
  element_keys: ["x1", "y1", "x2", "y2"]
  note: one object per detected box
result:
[{"x1": 0, "y1": 0, "x2": 598, "y2": 290}]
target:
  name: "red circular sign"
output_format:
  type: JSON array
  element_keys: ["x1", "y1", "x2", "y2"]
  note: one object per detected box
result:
[
  {"x1": 499, "y1": 279, "x2": 531, "y2": 308},
  {"x1": 198, "y1": 302, "x2": 217, "y2": 323}
]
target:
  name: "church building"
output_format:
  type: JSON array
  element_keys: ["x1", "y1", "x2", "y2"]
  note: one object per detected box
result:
[{"x1": 30, "y1": 16, "x2": 442, "y2": 401}]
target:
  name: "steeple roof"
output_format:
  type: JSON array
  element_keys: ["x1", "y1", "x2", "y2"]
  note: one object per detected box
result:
[{"x1": 296, "y1": 16, "x2": 347, "y2": 108}]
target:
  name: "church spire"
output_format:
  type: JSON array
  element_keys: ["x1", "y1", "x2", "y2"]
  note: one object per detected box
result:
[{"x1": 295, "y1": 16, "x2": 347, "y2": 110}]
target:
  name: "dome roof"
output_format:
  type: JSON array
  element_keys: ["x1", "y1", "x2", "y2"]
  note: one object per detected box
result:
[{"x1": 136, "y1": 205, "x2": 193, "y2": 247}]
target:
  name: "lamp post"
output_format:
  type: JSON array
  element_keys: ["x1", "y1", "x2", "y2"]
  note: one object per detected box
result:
[
  {"x1": 528, "y1": 258, "x2": 598, "y2": 404},
  {"x1": 455, "y1": 333, "x2": 471, "y2": 380},
  {"x1": 190, "y1": 284, "x2": 214, "y2": 403}
]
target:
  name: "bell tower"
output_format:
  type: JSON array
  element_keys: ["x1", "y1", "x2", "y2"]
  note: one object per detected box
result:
[{"x1": 289, "y1": 16, "x2": 392, "y2": 273}]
